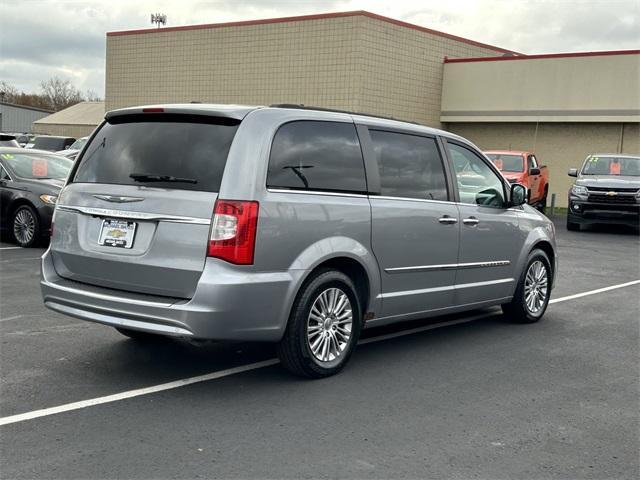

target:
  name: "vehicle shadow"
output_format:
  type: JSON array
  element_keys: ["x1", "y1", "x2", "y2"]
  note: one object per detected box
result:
[
  {"x1": 76, "y1": 308, "x2": 507, "y2": 386},
  {"x1": 550, "y1": 216, "x2": 639, "y2": 236}
]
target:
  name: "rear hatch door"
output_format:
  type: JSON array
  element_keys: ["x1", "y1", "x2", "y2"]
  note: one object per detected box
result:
[{"x1": 51, "y1": 110, "x2": 243, "y2": 298}]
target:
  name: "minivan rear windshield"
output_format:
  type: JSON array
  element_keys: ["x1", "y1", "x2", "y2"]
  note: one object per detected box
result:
[{"x1": 72, "y1": 114, "x2": 240, "y2": 192}]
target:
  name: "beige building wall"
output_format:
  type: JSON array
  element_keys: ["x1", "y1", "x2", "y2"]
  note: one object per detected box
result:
[
  {"x1": 105, "y1": 12, "x2": 510, "y2": 126},
  {"x1": 448, "y1": 122, "x2": 640, "y2": 207},
  {"x1": 441, "y1": 52, "x2": 640, "y2": 123},
  {"x1": 32, "y1": 123, "x2": 98, "y2": 138}
]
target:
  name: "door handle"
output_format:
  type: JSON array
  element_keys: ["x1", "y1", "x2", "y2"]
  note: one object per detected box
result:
[
  {"x1": 463, "y1": 216, "x2": 479, "y2": 226},
  {"x1": 438, "y1": 215, "x2": 458, "y2": 225}
]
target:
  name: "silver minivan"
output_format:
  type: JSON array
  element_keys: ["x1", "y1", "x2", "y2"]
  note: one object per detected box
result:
[{"x1": 41, "y1": 104, "x2": 557, "y2": 378}]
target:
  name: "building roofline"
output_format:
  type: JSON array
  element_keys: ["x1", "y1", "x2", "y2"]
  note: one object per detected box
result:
[
  {"x1": 107, "y1": 10, "x2": 519, "y2": 55},
  {"x1": 444, "y1": 49, "x2": 640, "y2": 63},
  {"x1": 0, "y1": 101, "x2": 53, "y2": 114}
]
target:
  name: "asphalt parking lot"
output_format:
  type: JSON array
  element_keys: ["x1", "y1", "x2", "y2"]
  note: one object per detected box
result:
[{"x1": 0, "y1": 220, "x2": 638, "y2": 479}]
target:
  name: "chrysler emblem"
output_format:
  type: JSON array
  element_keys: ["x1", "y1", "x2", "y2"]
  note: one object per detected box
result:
[{"x1": 93, "y1": 195, "x2": 144, "y2": 203}]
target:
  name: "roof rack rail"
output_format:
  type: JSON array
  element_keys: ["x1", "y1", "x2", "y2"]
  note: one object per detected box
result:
[{"x1": 269, "y1": 104, "x2": 419, "y2": 124}]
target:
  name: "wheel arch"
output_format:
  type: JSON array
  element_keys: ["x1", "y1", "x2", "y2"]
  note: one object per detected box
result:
[
  {"x1": 530, "y1": 239, "x2": 556, "y2": 288},
  {"x1": 9, "y1": 198, "x2": 37, "y2": 217},
  {"x1": 302, "y1": 256, "x2": 372, "y2": 320}
]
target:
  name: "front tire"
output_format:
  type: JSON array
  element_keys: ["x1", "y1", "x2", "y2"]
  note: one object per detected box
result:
[
  {"x1": 566, "y1": 218, "x2": 580, "y2": 231},
  {"x1": 538, "y1": 190, "x2": 548, "y2": 214},
  {"x1": 502, "y1": 249, "x2": 552, "y2": 323},
  {"x1": 277, "y1": 269, "x2": 362, "y2": 378},
  {"x1": 12, "y1": 205, "x2": 40, "y2": 247}
]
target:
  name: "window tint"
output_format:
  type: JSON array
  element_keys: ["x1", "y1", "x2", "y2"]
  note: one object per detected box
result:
[
  {"x1": 1, "y1": 152, "x2": 73, "y2": 180},
  {"x1": 486, "y1": 153, "x2": 523, "y2": 173},
  {"x1": 33, "y1": 137, "x2": 72, "y2": 151},
  {"x1": 369, "y1": 130, "x2": 448, "y2": 201},
  {"x1": 267, "y1": 121, "x2": 366, "y2": 193},
  {"x1": 448, "y1": 143, "x2": 506, "y2": 208},
  {"x1": 73, "y1": 115, "x2": 239, "y2": 192}
]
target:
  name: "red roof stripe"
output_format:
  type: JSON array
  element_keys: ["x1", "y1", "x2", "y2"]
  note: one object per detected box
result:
[
  {"x1": 107, "y1": 10, "x2": 519, "y2": 55},
  {"x1": 444, "y1": 49, "x2": 640, "y2": 63}
]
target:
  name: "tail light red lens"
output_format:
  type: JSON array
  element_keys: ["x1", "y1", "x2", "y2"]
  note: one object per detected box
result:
[{"x1": 208, "y1": 200, "x2": 259, "y2": 265}]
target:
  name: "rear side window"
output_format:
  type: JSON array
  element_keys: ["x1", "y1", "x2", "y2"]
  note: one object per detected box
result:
[
  {"x1": 369, "y1": 130, "x2": 448, "y2": 201},
  {"x1": 267, "y1": 121, "x2": 367, "y2": 193},
  {"x1": 73, "y1": 115, "x2": 239, "y2": 192}
]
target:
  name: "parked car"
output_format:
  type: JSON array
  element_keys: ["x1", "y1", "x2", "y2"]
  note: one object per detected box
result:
[
  {"x1": 567, "y1": 153, "x2": 640, "y2": 231},
  {"x1": 41, "y1": 104, "x2": 557, "y2": 378},
  {"x1": 485, "y1": 151, "x2": 549, "y2": 211},
  {"x1": 1, "y1": 133, "x2": 30, "y2": 147},
  {"x1": 0, "y1": 134, "x2": 21, "y2": 148},
  {"x1": 32, "y1": 135, "x2": 76, "y2": 152},
  {"x1": 56, "y1": 136, "x2": 88, "y2": 160},
  {"x1": 0, "y1": 148, "x2": 74, "y2": 247}
]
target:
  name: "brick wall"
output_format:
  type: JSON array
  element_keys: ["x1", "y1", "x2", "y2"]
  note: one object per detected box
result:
[{"x1": 105, "y1": 12, "x2": 506, "y2": 126}]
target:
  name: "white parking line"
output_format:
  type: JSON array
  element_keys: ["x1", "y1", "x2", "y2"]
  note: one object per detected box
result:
[
  {"x1": 0, "y1": 246, "x2": 22, "y2": 250},
  {"x1": 1, "y1": 279, "x2": 638, "y2": 427},
  {"x1": 549, "y1": 279, "x2": 640, "y2": 304}
]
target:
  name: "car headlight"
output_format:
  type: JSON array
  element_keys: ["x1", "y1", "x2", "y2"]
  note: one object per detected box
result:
[
  {"x1": 39, "y1": 194, "x2": 58, "y2": 204},
  {"x1": 571, "y1": 185, "x2": 588, "y2": 196}
]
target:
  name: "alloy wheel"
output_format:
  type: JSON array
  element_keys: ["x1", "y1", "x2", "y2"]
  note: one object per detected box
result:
[
  {"x1": 13, "y1": 208, "x2": 36, "y2": 245},
  {"x1": 306, "y1": 287, "x2": 353, "y2": 363},
  {"x1": 524, "y1": 260, "x2": 548, "y2": 314}
]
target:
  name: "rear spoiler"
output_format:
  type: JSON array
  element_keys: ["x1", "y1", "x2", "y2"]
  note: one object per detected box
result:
[{"x1": 105, "y1": 104, "x2": 262, "y2": 122}]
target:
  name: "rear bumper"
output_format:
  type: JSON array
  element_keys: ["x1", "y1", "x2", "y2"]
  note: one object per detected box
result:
[{"x1": 41, "y1": 249, "x2": 305, "y2": 341}]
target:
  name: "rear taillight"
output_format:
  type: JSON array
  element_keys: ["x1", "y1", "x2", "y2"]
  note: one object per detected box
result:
[{"x1": 208, "y1": 200, "x2": 259, "y2": 265}]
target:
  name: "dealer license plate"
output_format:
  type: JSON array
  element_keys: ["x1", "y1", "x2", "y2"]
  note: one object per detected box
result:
[{"x1": 98, "y1": 219, "x2": 137, "y2": 249}]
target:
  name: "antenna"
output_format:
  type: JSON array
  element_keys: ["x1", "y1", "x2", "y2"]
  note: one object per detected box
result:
[{"x1": 151, "y1": 13, "x2": 167, "y2": 28}]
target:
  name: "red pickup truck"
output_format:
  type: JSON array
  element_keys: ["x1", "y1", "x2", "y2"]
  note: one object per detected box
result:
[{"x1": 484, "y1": 150, "x2": 550, "y2": 211}]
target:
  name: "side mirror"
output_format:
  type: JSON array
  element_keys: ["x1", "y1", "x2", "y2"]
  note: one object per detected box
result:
[
  {"x1": 568, "y1": 168, "x2": 578, "y2": 177},
  {"x1": 529, "y1": 167, "x2": 541, "y2": 176},
  {"x1": 510, "y1": 183, "x2": 527, "y2": 207}
]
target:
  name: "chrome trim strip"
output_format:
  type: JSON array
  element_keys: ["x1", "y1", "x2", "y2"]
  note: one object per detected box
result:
[
  {"x1": 378, "y1": 278, "x2": 514, "y2": 299},
  {"x1": 56, "y1": 205, "x2": 211, "y2": 225},
  {"x1": 266, "y1": 188, "x2": 368, "y2": 198},
  {"x1": 41, "y1": 280, "x2": 177, "y2": 307},
  {"x1": 373, "y1": 195, "x2": 456, "y2": 205},
  {"x1": 385, "y1": 260, "x2": 510, "y2": 274}
]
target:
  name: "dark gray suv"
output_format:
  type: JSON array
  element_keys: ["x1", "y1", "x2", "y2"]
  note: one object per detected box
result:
[{"x1": 41, "y1": 104, "x2": 557, "y2": 377}]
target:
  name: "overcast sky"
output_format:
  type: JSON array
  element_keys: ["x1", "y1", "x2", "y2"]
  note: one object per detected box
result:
[{"x1": 1, "y1": 0, "x2": 638, "y2": 97}]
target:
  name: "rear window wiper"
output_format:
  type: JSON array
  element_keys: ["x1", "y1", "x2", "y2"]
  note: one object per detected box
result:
[{"x1": 129, "y1": 173, "x2": 198, "y2": 184}]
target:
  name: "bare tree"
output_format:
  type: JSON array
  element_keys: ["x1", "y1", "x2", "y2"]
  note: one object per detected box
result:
[
  {"x1": 0, "y1": 80, "x2": 20, "y2": 103},
  {"x1": 84, "y1": 89, "x2": 102, "y2": 102},
  {"x1": 40, "y1": 76, "x2": 84, "y2": 111}
]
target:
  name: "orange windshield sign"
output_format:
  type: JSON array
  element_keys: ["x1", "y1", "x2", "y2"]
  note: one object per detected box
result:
[
  {"x1": 609, "y1": 161, "x2": 621, "y2": 175},
  {"x1": 32, "y1": 159, "x2": 48, "y2": 177}
]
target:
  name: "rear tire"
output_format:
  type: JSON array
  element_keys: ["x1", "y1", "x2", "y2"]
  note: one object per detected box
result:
[
  {"x1": 502, "y1": 249, "x2": 552, "y2": 324},
  {"x1": 277, "y1": 269, "x2": 362, "y2": 378},
  {"x1": 12, "y1": 205, "x2": 40, "y2": 248},
  {"x1": 115, "y1": 327, "x2": 162, "y2": 341}
]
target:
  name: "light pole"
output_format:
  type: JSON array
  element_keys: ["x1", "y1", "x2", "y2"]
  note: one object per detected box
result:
[{"x1": 151, "y1": 13, "x2": 167, "y2": 28}]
